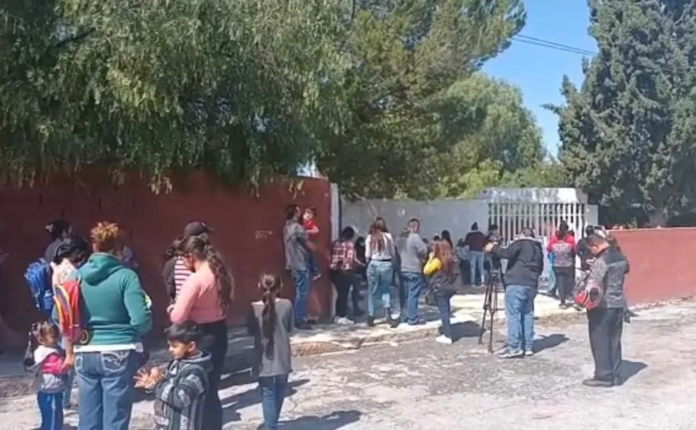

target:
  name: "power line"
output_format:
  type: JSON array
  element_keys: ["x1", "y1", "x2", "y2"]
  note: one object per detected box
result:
[
  {"x1": 512, "y1": 34, "x2": 598, "y2": 57},
  {"x1": 512, "y1": 36, "x2": 596, "y2": 56},
  {"x1": 516, "y1": 34, "x2": 598, "y2": 55}
]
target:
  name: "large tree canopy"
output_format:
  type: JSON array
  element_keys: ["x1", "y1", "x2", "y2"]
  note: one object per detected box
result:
[
  {"x1": 0, "y1": 0, "x2": 550, "y2": 196},
  {"x1": 424, "y1": 73, "x2": 556, "y2": 199},
  {"x1": 554, "y1": 0, "x2": 696, "y2": 225}
]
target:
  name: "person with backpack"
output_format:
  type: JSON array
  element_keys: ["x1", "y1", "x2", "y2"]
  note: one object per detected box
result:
[
  {"x1": 24, "y1": 221, "x2": 72, "y2": 320},
  {"x1": 51, "y1": 235, "x2": 90, "y2": 410},
  {"x1": 44, "y1": 221, "x2": 72, "y2": 265},
  {"x1": 70, "y1": 222, "x2": 152, "y2": 430}
]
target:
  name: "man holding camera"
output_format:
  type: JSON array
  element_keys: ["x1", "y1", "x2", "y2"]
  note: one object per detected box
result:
[{"x1": 485, "y1": 227, "x2": 544, "y2": 358}]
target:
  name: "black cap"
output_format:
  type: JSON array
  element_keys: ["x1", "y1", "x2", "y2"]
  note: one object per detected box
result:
[{"x1": 183, "y1": 221, "x2": 213, "y2": 238}]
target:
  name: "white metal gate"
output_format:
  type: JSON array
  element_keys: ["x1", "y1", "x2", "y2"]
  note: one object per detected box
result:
[
  {"x1": 486, "y1": 196, "x2": 598, "y2": 286},
  {"x1": 488, "y1": 202, "x2": 592, "y2": 245}
]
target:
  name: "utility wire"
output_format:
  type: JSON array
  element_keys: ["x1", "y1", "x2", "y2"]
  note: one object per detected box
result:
[{"x1": 512, "y1": 34, "x2": 598, "y2": 56}]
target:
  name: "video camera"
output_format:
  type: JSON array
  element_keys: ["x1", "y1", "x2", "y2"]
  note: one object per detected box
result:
[{"x1": 485, "y1": 230, "x2": 502, "y2": 271}]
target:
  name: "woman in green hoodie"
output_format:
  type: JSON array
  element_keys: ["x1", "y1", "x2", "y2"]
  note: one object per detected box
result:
[{"x1": 73, "y1": 222, "x2": 152, "y2": 430}]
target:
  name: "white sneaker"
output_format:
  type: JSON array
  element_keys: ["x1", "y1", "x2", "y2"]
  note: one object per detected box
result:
[
  {"x1": 334, "y1": 317, "x2": 354, "y2": 325},
  {"x1": 435, "y1": 335, "x2": 453, "y2": 345}
]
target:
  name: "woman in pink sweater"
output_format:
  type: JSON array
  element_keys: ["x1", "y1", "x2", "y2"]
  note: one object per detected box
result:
[{"x1": 168, "y1": 236, "x2": 234, "y2": 430}]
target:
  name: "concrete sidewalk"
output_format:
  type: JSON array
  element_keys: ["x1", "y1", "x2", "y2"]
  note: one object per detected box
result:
[
  {"x1": 0, "y1": 289, "x2": 574, "y2": 389},
  {"x1": 290, "y1": 289, "x2": 577, "y2": 355}
]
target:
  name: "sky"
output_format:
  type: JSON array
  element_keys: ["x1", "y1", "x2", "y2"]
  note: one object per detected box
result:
[{"x1": 483, "y1": 0, "x2": 597, "y2": 157}]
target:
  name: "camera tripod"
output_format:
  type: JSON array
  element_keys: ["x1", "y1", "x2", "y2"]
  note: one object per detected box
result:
[{"x1": 478, "y1": 267, "x2": 502, "y2": 353}]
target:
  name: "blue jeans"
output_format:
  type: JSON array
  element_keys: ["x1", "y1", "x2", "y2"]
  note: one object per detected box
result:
[
  {"x1": 367, "y1": 261, "x2": 393, "y2": 317},
  {"x1": 504, "y1": 285, "x2": 536, "y2": 352},
  {"x1": 259, "y1": 374, "x2": 290, "y2": 430},
  {"x1": 307, "y1": 251, "x2": 319, "y2": 277},
  {"x1": 291, "y1": 269, "x2": 311, "y2": 323},
  {"x1": 469, "y1": 251, "x2": 485, "y2": 286},
  {"x1": 401, "y1": 272, "x2": 424, "y2": 324},
  {"x1": 37, "y1": 392, "x2": 63, "y2": 430},
  {"x1": 435, "y1": 290, "x2": 454, "y2": 339},
  {"x1": 75, "y1": 350, "x2": 138, "y2": 430}
]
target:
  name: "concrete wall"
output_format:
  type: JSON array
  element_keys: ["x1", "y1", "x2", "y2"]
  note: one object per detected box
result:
[
  {"x1": 612, "y1": 228, "x2": 696, "y2": 305},
  {"x1": 341, "y1": 198, "x2": 489, "y2": 241},
  {"x1": 0, "y1": 173, "x2": 333, "y2": 335}
]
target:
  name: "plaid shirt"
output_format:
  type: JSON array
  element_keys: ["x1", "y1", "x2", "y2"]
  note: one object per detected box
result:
[{"x1": 330, "y1": 240, "x2": 355, "y2": 271}]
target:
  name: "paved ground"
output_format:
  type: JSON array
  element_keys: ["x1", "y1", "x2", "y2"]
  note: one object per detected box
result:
[{"x1": 2, "y1": 301, "x2": 696, "y2": 430}]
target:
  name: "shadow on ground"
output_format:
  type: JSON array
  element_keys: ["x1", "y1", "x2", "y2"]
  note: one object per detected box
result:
[
  {"x1": 534, "y1": 333, "x2": 569, "y2": 353},
  {"x1": 622, "y1": 360, "x2": 647, "y2": 383},
  {"x1": 280, "y1": 410, "x2": 362, "y2": 430},
  {"x1": 222, "y1": 378, "x2": 310, "y2": 425}
]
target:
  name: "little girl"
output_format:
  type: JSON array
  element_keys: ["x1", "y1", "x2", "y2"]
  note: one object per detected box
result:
[
  {"x1": 424, "y1": 240, "x2": 458, "y2": 345},
  {"x1": 24, "y1": 321, "x2": 67, "y2": 430},
  {"x1": 247, "y1": 273, "x2": 294, "y2": 430}
]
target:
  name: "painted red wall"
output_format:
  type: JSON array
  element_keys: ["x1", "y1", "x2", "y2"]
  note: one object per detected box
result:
[
  {"x1": 612, "y1": 228, "x2": 696, "y2": 305},
  {"x1": 0, "y1": 173, "x2": 332, "y2": 338}
]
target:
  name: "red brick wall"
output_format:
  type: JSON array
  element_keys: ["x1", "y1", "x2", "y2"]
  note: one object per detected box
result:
[
  {"x1": 612, "y1": 228, "x2": 696, "y2": 305},
  {"x1": 0, "y1": 173, "x2": 332, "y2": 337}
]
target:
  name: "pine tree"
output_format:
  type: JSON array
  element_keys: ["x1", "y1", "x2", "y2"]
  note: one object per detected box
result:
[{"x1": 555, "y1": 0, "x2": 696, "y2": 225}]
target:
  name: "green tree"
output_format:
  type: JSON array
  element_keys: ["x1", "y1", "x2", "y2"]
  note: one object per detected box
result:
[
  {"x1": 427, "y1": 73, "x2": 550, "y2": 198},
  {"x1": 315, "y1": 0, "x2": 527, "y2": 198},
  {"x1": 0, "y1": 0, "x2": 349, "y2": 189},
  {"x1": 554, "y1": 0, "x2": 696, "y2": 225},
  {"x1": 0, "y1": 0, "x2": 540, "y2": 198}
]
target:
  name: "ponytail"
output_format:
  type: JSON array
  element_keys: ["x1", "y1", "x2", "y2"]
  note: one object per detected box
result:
[
  {"x1": 164, "y1": 237, "x2": 184, "y2": 261},
  {"x1": 204, "y1": 245, "x2": 235, "y2": 312},
  {"x1": 259, "y1": 273, "x2": 281, "y2": 359},
  {"x1": 180, "y1": 236, "x2": 234, "y2": 311}
]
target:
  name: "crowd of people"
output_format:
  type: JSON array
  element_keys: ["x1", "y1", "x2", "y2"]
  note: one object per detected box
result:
[
  {"x1": 13, "y1": 206, "x2": 631, "y2": 430},
  {"x1": 325, "y1": 215, "x2": 630, "y2": 385},
  {"x1": 21, "y1": 218, "x2": 296, "y2": 430}
]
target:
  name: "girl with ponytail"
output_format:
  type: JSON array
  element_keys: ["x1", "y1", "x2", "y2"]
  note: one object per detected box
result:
[
  {"x1": 169, "y1": 235, "x2": 234, "y2": 430},
  {"x1": 247, "y1": 272, "x2": 294, "y2": 430}
]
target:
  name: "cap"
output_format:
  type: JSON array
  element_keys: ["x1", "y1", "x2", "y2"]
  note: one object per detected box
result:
[{"x1": 183, "y1": 221, "x2": 213, "y2": 238}]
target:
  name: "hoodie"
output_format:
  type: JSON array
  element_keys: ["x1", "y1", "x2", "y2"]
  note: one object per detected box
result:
[
  {"x1": 28, "y1": 345, "x2": 66, "y2": 393},
  {"x1": 154, "y1": 351, "x2": 212, "y2": 430},
  {"x1": 490, "y1": 237, "x2": 544, "y2": 289},
  {"x1": 74, "y1": 253, "x2": 152, "y2": 348}
]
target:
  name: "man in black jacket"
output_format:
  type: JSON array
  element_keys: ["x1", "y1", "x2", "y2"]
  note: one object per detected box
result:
[{"x1": 485, "y1": 227, "x2": 544, "y2": 358}]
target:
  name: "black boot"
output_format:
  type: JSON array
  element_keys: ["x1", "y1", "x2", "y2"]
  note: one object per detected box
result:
[
  {"x1": 367, "y1": 316, "x2": 375, "y2": 327},
  {"x1": 386, "y1": 308, "x2": 399, "y2": 328}
]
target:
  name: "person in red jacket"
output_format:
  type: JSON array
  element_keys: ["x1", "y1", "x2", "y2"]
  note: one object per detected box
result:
[{"x1": 547, "y1": 221, "x2": 577, "y2": 308}]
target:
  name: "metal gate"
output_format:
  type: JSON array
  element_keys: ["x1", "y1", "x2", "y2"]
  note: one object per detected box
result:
[{"x1": 488, "y1": 202, "x2": 592, "y2": 245}]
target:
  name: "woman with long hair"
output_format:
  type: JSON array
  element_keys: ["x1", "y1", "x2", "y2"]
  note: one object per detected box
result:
[
  {"x1": 364, "y1": 218, "x2": 396, "y2": 327},
  {"x1": 73, "y1": 222, "x2": 152, "y2": 430},
  {"x1": 441, "y1": 230, "x2": 453, "y2": 250},
  {"x1": 247, "y1": 273, "x2": 293, "y2": 430},
  {"x1": 424, "y1": 240, "x2": 458, "y2": 344},
  {"x1": 169, "y1": 236, "x2": 234, "y2": 430}
]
